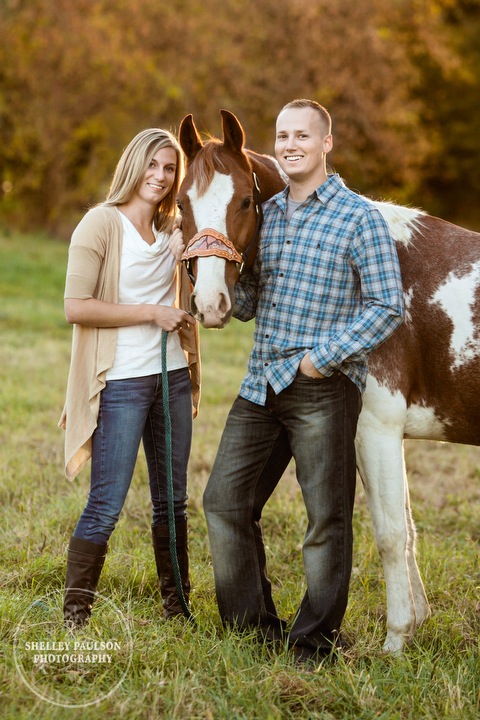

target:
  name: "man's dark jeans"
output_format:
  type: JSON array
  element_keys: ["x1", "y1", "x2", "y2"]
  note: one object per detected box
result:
[{"x1": 203, "y1": 370, "x2": 361, "y2": 653}]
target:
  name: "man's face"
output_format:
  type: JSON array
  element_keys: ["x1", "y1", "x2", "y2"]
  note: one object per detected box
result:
[{"x1": 275, "y1": 107, "x2": 331, "y2": 184}]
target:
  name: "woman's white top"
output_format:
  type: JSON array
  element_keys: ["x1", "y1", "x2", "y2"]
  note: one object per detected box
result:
[{"x1": 106, "y1": 210, "x2": 188, "y2": 380}]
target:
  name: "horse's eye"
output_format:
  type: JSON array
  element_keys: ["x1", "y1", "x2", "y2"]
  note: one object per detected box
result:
[
  {"x1": 176, "y1": 199, "x2": 184, "y2": 213},
  {"x1": 240, "y1": 197, "x2": 252, "y2": 211}
]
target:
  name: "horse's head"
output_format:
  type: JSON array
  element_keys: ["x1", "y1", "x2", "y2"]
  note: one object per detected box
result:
[{"x1": 178, "y1": 110, "x2": 283, "y2": 328}]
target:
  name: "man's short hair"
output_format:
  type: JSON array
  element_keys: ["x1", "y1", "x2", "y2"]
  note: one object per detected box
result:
[{"x1": 280, "y1": 99, "x2": 332, "y2": 135}]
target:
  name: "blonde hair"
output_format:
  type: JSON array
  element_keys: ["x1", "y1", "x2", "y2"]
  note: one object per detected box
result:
[
  {"x1": 280, "y1": 99, "x2": 332, "y2": 136},
  {"x1": 103, "y1": 128, "x2": 184, "y2": 232}
]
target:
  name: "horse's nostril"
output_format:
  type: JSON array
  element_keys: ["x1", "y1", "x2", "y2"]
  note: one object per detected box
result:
[
  {"x1": 218, "y1": 293, "x2": 229, "y2": 316},
  {"x1": 190, "y1": 293, "x2": 198, "y2": 315},
  {"x1": 190, "y1": 294, "x2": 204, "y2": 323}
]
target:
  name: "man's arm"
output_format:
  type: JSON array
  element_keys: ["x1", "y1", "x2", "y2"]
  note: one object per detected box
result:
[
  {"x1": 309, "y1": 209, "x2": 404, "y2": 376},
  {"x1": 232, "y1": 262, "x2": 261, "y2": 322}
]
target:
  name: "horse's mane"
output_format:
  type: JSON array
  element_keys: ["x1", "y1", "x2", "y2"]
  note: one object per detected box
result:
[
  {"x1": 369, "y1": 198, "x2": 426, "y2": 246},
  {"x1": 191, "y1": 139, "x2": 227, "y2": 197}
]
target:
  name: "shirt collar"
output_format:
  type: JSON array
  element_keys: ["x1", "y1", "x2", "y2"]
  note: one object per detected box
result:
[
  {"x1": 314, "y1": 173, "x2": 345, "y2": 204},
  {"x1": 274, "y1": 173, "x2": 345, "y2": 210}
]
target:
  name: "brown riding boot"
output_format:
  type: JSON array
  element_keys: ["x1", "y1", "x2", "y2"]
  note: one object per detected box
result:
[
  {"x1": 63, "y1": 536, "x2": 108, "y2": 629},
  {"x1": 152, "y1": 520, "x2": 191, "y2": 618}
]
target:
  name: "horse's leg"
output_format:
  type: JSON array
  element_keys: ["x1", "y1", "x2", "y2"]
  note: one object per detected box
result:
[
  {"x1": 404, "y1": 480, "x2": 431, "y2": 629},
  {"x1": 355, "y1": 398, "x2": 418, "y2": 654}
]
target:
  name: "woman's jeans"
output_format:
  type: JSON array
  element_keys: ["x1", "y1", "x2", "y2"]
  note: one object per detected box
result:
[
  {"x1": 203, "y1": 370, "x2": 361, "y2": 653},
  {"x1": 74, "y1": 368, "x2": 192, "y2": 545}
]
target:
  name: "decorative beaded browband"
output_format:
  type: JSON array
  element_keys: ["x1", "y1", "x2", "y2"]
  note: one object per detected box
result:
[{"x1": 181, "y1": 228, "x2": 243, "y2": 265}]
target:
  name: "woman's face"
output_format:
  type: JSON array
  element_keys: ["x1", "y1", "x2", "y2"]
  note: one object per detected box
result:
[{"x1": 136, "y1": 146, "x2": 178, "y2": 205}]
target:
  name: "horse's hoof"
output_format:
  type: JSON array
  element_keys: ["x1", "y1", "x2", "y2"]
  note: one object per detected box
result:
[{"x1": 382, "y1": 633, "x2": 406, "y2": 655}]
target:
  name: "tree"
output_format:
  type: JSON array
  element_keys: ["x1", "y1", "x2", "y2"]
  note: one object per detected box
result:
[
  {"x1": 1, "y1": 0, "x2": 479, "y2": 235},
  {"x1": 0, "y1": 0, "x2": 183, "y2": 234}
]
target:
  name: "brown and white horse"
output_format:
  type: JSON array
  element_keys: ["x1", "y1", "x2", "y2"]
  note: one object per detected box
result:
[{"x1": 177, "y1": 109, "x2": 480, "y2": 653}]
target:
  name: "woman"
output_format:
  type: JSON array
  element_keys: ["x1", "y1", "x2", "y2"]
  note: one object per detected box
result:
[{"x1": 59, "y1": 128, "x2": 200, "y2": 627}]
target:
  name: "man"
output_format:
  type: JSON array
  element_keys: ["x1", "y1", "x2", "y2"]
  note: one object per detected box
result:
[{"x1": 203, "y1": 99, "x2": 404, "y2": 665}]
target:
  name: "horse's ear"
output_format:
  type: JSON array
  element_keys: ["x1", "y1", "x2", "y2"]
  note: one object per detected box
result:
[
  {"x1": 220, "y1": 109, "x2": 245, "y2": 154},
  {"x1": 179, "y1": 114, "x2": 203, "y2": 162}
]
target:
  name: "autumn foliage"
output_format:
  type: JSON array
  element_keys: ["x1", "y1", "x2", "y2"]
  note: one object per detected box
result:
[{"x1": 1, "y1": 0, "x2": 479, "y2": 236}]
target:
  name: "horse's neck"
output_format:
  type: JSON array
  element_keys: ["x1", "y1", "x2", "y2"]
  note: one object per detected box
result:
[{"x1": 246, "y1": 150, "x2": 287, "y2": 201}]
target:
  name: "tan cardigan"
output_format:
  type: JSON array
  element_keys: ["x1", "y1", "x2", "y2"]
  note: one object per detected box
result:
[{"x1": 58, "y1": 206, "x2": 201, "y2": 481}]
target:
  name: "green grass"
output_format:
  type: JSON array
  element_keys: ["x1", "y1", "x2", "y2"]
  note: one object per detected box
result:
[{"x1": 0, "y1": 232, "x2": 479, "y2": 719}]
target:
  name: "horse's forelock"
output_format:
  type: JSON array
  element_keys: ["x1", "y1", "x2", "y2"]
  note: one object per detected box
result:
[{"x1": 191, "y1": 140, "x2": 226, "y2": 197}]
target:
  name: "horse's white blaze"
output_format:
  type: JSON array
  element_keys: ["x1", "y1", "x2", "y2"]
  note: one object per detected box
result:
[
  {"x1": 187, "y1": 171, "x2": 235, "y2": 322},
  {"x1": 429, "y1": 261, "x2": 480, "y2": 369},
  {"x1": 187, "y1": 171, "x2": 234, "y2": 235},
  {"x1": 194, "y1": 256, "x2": 229, "y2": 311}
]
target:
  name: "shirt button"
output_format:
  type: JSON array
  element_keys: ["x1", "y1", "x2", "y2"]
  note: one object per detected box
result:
[
  {"x1": 265, "y1": 334, "x2": 270, "y2": 338},
  {"x1": 279, "y1": 272, "x2": 284, "y2": 277},
  {"x1": 264, "y1": 362, "x2": 269, "y2": 367},
  {"x1": 272, "y1": 303, "x2": 277, "y2": 307}
]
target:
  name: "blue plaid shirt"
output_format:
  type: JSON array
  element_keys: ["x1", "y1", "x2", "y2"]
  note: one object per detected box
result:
[{"x1": 233, "y1": 174, "x2": 404, "y2": 405}]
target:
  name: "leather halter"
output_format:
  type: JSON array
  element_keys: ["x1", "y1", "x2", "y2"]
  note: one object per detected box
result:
[{"x1": 181, "y1": 172, "x2": 263, "y2": 285}]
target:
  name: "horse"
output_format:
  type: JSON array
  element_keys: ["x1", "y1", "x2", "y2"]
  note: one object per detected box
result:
[{"x1": 176, "y1": 109, "x2": 480, "y2": 654}]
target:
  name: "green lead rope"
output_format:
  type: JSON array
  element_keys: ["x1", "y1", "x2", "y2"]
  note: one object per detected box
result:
[{"x1": 161, "y1": 329, "x2": 192, "y2": 620}]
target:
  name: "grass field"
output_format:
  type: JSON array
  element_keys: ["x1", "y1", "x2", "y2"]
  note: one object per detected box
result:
[{"x1": 0, "y1": 232, "x2": 479, "y2": 719}]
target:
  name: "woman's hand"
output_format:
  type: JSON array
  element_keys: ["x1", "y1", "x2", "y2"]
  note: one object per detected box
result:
[
  {"x1": 151, "y1": 306, "x2": 195, "y2": 332},
  {"x1": 169, "y1": 222, "x2": 186, "y2": 263},
  {"x1": 64, "y1": 298, "x2": 195, "y2": 331}
]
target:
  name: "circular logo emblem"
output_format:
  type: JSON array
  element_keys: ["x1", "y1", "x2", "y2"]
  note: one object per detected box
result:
[{"x1": 13, "y1": 590, "x2": 133, "y2": 708}]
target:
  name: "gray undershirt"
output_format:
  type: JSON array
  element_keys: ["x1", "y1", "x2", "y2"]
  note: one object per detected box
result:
[{"x1": 286, "y1": 196, "x2": 303, "y2": 222}]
